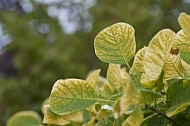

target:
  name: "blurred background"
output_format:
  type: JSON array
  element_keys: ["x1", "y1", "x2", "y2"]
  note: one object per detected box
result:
[{"x1": 0, "y1": 0, "x2": 190, "y2": 125}]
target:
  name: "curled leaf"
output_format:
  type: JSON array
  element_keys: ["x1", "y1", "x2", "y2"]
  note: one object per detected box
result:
[
  {"x1": 122, "y1": 104, "x2": 143, "y2": 126},
  {"x1": 107, "y1": 63, "x2": 121, "y2": 89},
  {"x1": 130, "y1": 46, "x2": 147, "y2": 75},
  {"x1": 86, "y1": 69, "x2": 101, "y2": 89},
  {"x1": 163, "y1": 51, "x2": 183, "y2": 80},
  {"x1": 114, "y1": 74, "x2": 138, "y2": 117},
  {"x1": 141, "y1": 29, "x2": 175, "y2": 88},
  {"x1": 173, "y1": 30, "x2": 190, "y2": 64},
  {"x1": 178, "y1": 12, "x2": 190, "y2": 38}
]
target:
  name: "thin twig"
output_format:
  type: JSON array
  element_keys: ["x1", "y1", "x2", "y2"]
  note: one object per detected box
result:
[{"x1": 145, "y1": 104, "x2": 179, "y2": 125}]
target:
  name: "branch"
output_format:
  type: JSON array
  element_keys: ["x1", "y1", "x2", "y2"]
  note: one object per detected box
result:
[{"x1": 145, "y1": 104, "x2": 179, "y2": 125}]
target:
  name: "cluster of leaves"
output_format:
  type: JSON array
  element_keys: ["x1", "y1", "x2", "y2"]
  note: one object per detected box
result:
[
  {"x1": 41, "y1": 12, "x2": 190, "y2": 125},
  {"x1": 6, "y1": 12, "x2": 190, "y2": 126}
]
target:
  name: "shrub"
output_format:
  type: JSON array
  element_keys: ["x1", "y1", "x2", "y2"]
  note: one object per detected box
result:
[{"x1": 7, "y1": 12, "x2": 190, "y2": 126}]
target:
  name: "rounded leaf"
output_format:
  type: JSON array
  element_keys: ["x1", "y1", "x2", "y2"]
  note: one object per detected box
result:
[
  {"x1": 7, "y1": 111, "x2": 42, "y2": 126},
  {"x1": 50, "y1": 79, "x2": 98, "y2": 115},
  {"x1": 94, "y1": 22, "x2": 136, "y2": 64}
]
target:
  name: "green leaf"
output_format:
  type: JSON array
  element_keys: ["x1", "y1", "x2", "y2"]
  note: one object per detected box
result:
[
  {"x1": 43, "y1": 106, "x2": 83, "y2": 125},
  {"x1": 94, "y1": 22, "x2": 136, "y2": 64},
  {"x1": 50, "y1": 79, "x2": 98, "y2": 115},
  {"x1": 166, "y1": 79, "x2": 190, "y2": 117},
  {"x1": 122, "y1": 104, "x2": 143, "y2": 126},
  {"x1": 107, "y1": 63, "x2": 121, "y2": 89},
  {"x1": 141, "y1": 114, "x2": 170, "y2": 126},
  {"x1": 130, "y1": 46, "x2": 147, "y2": 75},
  {"x1": 98, "y1": 81, "x2": 114, "y2": 99},
  {"x1": 138, "y1": 89, "x2": 161, "y2": 105},
  {"x1": 173, "y1": 30, "x2": 190, "y2": 64},
  {"x1": 7, "y1": 111, "x2": 42, "y2": 126},
  {"x1": 141, "y1": 29, "x2": 175, "y2": 88},
  {"x1": 178, "y1": 12, "x2": 190, "y2": 38},
  {"x1": 181, "y1": 59, "x2": 190, "y2": 78},
  {"x1": 86, "y1": 69, "x2": 101, "y2": 89}
]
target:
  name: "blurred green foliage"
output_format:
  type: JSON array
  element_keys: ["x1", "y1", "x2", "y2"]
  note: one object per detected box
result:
[{"x1": 0, "y1": 0, "x2": 189, "y2": 125}]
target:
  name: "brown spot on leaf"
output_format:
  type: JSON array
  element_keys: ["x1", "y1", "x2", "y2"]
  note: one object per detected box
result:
[{"x1": 170, "y1": 47, "x2": 179, "y2": 55}]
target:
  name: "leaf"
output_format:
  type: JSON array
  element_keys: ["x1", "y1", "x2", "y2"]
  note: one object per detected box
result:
[
  {"x1": 43, "y1": 106, "x2": 70, "y2": 125},
  {"x1": 86, "y1": 69, "x2": 101, "y2": 89},
  {"x1": 122, "y1": 104, "x2": 143, "y2": 126},
  {"x1": 41, "y1": 97, "x2": 49, "y2": 114},
  {"x1": 138, "y1": 89, "x2": 161, "y2": 105},
  {"x1": 107, "y1": 63, "x2": 121, "y2": 89},
  {"x1": 181, "y1": 59, "x2": 190, "y2": 78},
  {"x1": 166, "y1": 79, "x2": 190, "y2": 117},
  {"x1": 163, "y1": 51, "x2": 183, "y2": 80},
  {"x1": 141, "y1": 29, "x2": 175, "y2": 88},
  {"x1": 50, "y1": 79, "x2": 98, "y2": 115},
  {"x1": 43, "y1": 106, "x2": 83, "y2": 125},
  {"x1": 178, "y1": 12, "x2": 190, "y2": 38},
  {"x1": 7, "y1": 111, "x2": 42, "y2": 126},
  {"x1": 94, "y1": 22, "x2": 136, "y2": 64},
  {"x1": 98, "y1": 81, "x2": 114, "y2": 99},
  {"x1": 129, "y1": 46, "x2": 147, "y2": 75},
  {"x1": 114, "y1": 73, "x2": 138, "y2": 117},
  {"x1": 173, "y1": 30, "x2": 190, "y2": 64}
]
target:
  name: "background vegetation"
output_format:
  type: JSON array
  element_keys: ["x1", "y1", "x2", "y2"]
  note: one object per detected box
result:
[{"x1": 0, "y1": 0, "x2": 190, "y2": 125}]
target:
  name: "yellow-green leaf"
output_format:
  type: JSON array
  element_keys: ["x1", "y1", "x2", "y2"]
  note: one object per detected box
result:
[
  {"x1": 43, "y1": 106, "x2": 83, "y2": 125},
  {"x1": 7, "y1": 111, "x2": 42, "y2": 126},
  {"x1": 94, "y1": 22, "x2": 136, "y2": 64},
  {"x1": 43, "y1": 106, "x2": 70, "y2": 125},
  {"x1": 86, "y1": 69, "x2": 101, "y2": 89},
  {"x1": 50, "y1": 79, "x2": 98, "y2": 115},
  {"x1": 129, "y1": 46, "x2": 147, "y2": 75},
  {"x1": 41, "y1": 97, "x2": 49, "y2": 114},
  {"x1": 115, "y1": 74, "x2": 138, "y2": 117},
  {"x1": 107, "y1": 63, "x2": 121, "y2": 89},
  {"x1": 178, "y1": 12, "x2": 190, "y2": 38},
  {"x1": 141, "y1": 29, "x2": 175, "y2": 88},
  {"x1": 122, "y1": 104, "x2": 143, "y2": 126},
  {"x1": 163, "y1": 52, "x2": 183, "y2": 80},
  {"x1": 173, "y1": 30, "x2": 190, "y2": 64}
]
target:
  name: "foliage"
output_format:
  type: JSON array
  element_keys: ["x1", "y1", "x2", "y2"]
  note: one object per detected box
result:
[
  {"x1": 1, "y1": 0, "x2": 190, "y2": 125},
  {"x1": 6, "y1": 111, "x2": 42, "y2": 126},
  {"x1": 23, "y1": 12, "x2": 189, "y2": 126}
]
